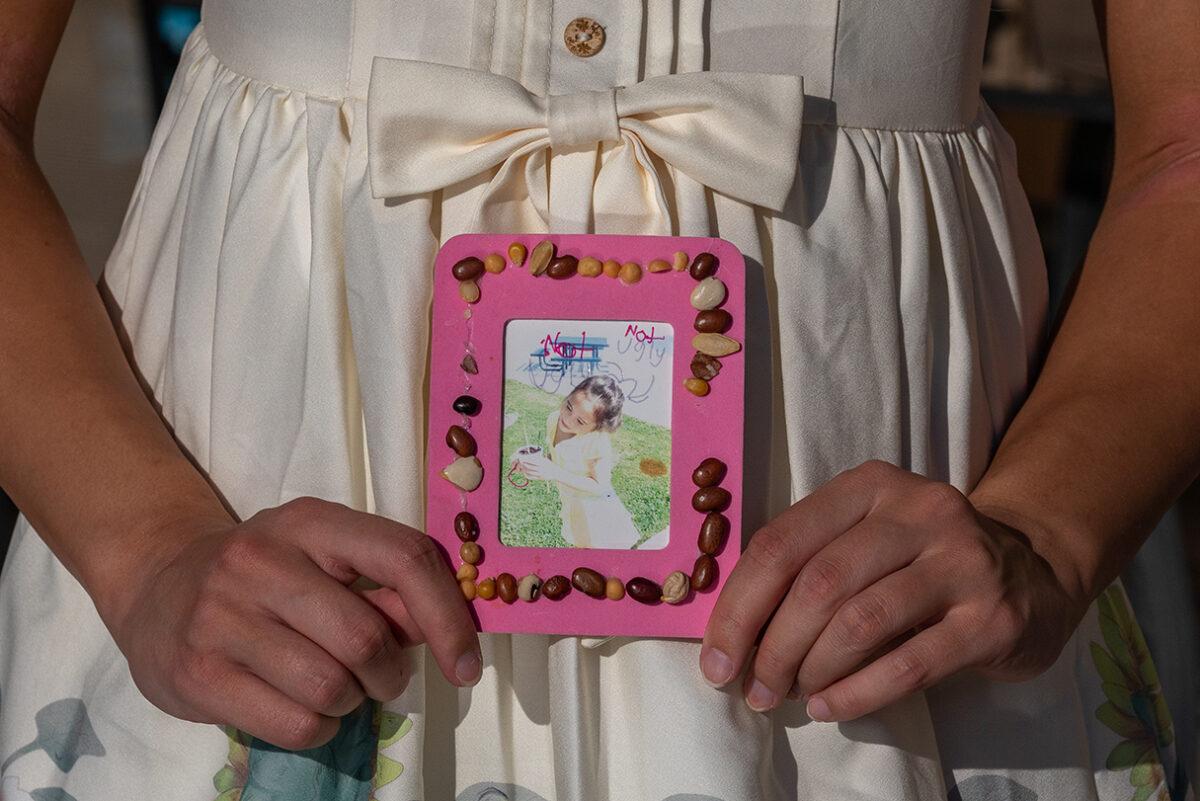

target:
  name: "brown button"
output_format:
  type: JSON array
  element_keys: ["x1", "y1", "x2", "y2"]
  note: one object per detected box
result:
[{"x1": 564, "y1": 17, "x2": 605, "y2": 58}]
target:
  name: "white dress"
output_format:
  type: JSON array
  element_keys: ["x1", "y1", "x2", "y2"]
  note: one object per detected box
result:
[
  {"x1": 0, "y1": 1, "x2": 1191, "y2": 800},
  {"x1": 543, "y1": 411, "x2": 641, "y2": 550}
]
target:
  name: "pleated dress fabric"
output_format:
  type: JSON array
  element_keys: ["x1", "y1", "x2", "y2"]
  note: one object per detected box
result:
[{"x1": 0, "y1": 1, "x2": 1191, "y2": 800}]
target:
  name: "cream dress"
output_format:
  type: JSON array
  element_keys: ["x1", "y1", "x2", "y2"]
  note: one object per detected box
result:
[
  {"x1": 0, "y1": 1, "x2": 1191, "y2": 800},
  {"x1": 543, "y1": 410, "x2": 641, "y2": 550}
]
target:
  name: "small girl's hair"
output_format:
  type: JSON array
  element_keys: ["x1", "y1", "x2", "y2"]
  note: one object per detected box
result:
[{"x1": 571, "y1": 375, "x2": 625, "y2": 433}]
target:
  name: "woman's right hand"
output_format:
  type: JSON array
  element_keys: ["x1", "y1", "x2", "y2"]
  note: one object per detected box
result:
[{"x1": 102, "y1": 496, "x2": 480, "y2": 751}]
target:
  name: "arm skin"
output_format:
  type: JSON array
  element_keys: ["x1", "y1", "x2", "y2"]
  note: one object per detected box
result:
[
  {"x1": 701, "y1": 0, "x2": 1200, "y2": 720},
  {"x1": 971, "y1": 0, "x2": 1200, "y2": 606},
  {"x1": 0, "y1": 0, "x2": 232, "y2": 621},
  {"x1": 0, "y1": 0, "x2": 481, "y2": 749}
]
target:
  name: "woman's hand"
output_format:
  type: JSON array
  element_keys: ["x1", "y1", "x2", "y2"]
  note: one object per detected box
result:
[
  {"x1": 103, "y1": 496, "x2": 480, "y2": 751},
  {"x1": 700, "y1": 460, "x2": 1087, "y2": 721}
]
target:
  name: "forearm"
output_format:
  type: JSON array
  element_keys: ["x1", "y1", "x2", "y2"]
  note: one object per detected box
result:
[
  {"x1": 971, "y1": 153, "x2": 1200, "y2": 605},
  {"x1": 0, "y1": 131, "x2": 233, "y2": 618}
]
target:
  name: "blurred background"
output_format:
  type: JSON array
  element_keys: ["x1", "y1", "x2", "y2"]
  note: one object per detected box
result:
[{"x1": 1, "y1": 0, "x2": 1197, "y2": 783}]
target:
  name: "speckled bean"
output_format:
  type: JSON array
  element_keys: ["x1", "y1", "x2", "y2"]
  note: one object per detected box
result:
[
  {"x1": 460, "y1": 541, "x2": 482, "y2": 565},
  {"x1": 497, "y1": 572, "x2": 518, "y2": 604},
  {"x1": 542, "y1": 575, "x2": 572, "y2": 600}
]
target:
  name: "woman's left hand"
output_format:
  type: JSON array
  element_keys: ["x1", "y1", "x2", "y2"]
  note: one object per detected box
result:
[{"x1": 700, "y1": 460, "x2": 1087, "y2": 721}]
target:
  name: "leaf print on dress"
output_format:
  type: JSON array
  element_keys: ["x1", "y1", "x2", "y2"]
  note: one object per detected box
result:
[
  {"x1": 0, "y1": 698, "x2": 105, "y2": 775},
  {"x1": 1090, "y1": 584, "x2": 1189, "y2": 801},
  {"x1": 370, "y1": 703, "x2": 411, "y2": 801},
  {"x1": 207, "y1": 701, "x2": 413, "y2": 801}
]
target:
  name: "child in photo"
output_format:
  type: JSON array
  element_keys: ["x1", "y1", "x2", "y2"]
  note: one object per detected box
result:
[{"x1": 515, "y1": 375, "x2": 642, "y2": 549}]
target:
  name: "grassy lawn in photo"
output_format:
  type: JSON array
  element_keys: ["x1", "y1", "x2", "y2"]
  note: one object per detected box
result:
[{"x1": 500, "y1": 378, "x2": 671, "y2": 549}]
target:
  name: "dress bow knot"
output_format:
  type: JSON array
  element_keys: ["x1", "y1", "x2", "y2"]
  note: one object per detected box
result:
[{"x1": 365, "y1": 58, "x2": 804, "y2": 233}]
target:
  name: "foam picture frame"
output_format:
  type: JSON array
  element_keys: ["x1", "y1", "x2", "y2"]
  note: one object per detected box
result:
[{"x1": 426, "y1": 233, "x2": 745, "y2": 639}]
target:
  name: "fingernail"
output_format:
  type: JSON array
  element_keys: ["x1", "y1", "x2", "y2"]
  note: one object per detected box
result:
[
  {"x1": 700, "y1": 647, "x2": 734, "y2": 686},
  {"x1": 806, "y1": 696, "x2": 832, "y2": 722},
  {"x1": 746, "y1": 679, "x2": 779, "y2": 711},
  {"x1": 456, "y1": 651, "x2": 481, "y2": 685}
]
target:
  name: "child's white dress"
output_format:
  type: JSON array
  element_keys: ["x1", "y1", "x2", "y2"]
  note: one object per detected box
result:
[
  {"x1": 0, "y1": 1, "x2": 1192, "y2": 800},
  {"x1": 543, "y1": 411, "x2": 641, "y2": 550}
]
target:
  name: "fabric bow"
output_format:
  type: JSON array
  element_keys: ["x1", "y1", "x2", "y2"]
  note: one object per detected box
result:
[{"x1": 366, "y1": 58, "x2": 804, "y2": 233}]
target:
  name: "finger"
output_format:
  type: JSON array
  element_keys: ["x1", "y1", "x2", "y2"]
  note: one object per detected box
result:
[
  {"x1": 804, "y1": 612, "x2": 977, "y2": 723},
  {"x1": 741, "y1": 518, "x2": 927, "y2": 710},
  {"x1": 225, "y1": 618, "x2": 366, "y2": 717},
  {"x1": 701, "y1": 462, "x2": 894, "y2": 687},
  {"x1": 186, "y1": 657, "x2": 341, "y2": 751},
  {"x1": 792, "y1": 560, "x2": 950, "y2": 701},
  {"x1": 265, "y1": 559, "x2": 413, "y2": 702},
  {"x1": 358, "y1": 585, "x2": 426, "y2": 647},
  {"x1": 292, "y1": 504, "x2": 482, "y2": 687}
]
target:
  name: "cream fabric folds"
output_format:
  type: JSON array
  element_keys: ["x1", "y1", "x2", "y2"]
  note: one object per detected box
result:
[
  {"x1": 5, "y1": 2, "x2": 1190, "y2": 801},
  {"x1": 365, "y1": 59, "x2": 804, "y2": 232}
]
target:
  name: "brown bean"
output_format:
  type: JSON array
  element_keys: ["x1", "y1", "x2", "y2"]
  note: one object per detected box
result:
[
  {"x1": 698, "y1": 512, "x2": 730, "y2": 555},
  {"x1": 692, "y1": 457, "x2": 727, "y2": 488},
  {"x1": 460, "y1": 541, "x2": 482, "y2": 565},
  {"x1": 691, "y1": 352, "x2": 722, "y2": 381},
  {"x1": 454, "y1": 511, "x2": 479, "y2": 542},
  {"x1": 547, "y1": 255, "x2": 578, "y2": 279},
  {"x1": 497, "y1": 572, "x2": 518, "y2": 604},
  {"x1": 461, "y1": 354, "x2": 479, "y2": 374},
  {"x1": 692, "y1": 486, "x2": 731, "y2": 512},
  {"x1": 477, "y1": 577, "x2": 497, "y2": 600},
  {"x1": 542, "y1": 575, "x2": 572, "y2": 600},
  {"x1": 452, "y1": 256, "x2": 485, "y2": 281},
  {"x1": 625, "y1": 577, "x2": 662, "y2": 605},
  {"x1": 446, "y1": 425, "x2": 477, "y2": 457},
  {"x1": 691, "y1": 554, "x2": 717, "y2": 591},
  {"x1": 572, "y1": 567, "x2": 606, "y2": 598},
  {"x1": 689, "y1": 252, "x2": 718, "y2": 280},
  {"x1": 694, "y1": 309, "x2": 732, "y2": 333}
]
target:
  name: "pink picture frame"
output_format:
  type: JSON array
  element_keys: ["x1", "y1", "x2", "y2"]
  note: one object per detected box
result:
[{"x1": 426, "y1": 233, "x2": 745, "y2": 639}]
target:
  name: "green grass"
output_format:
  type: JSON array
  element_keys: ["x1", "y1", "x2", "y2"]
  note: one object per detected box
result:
[{"x1": 499, "y1": 378, "x2": 671, "y2": 549}]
